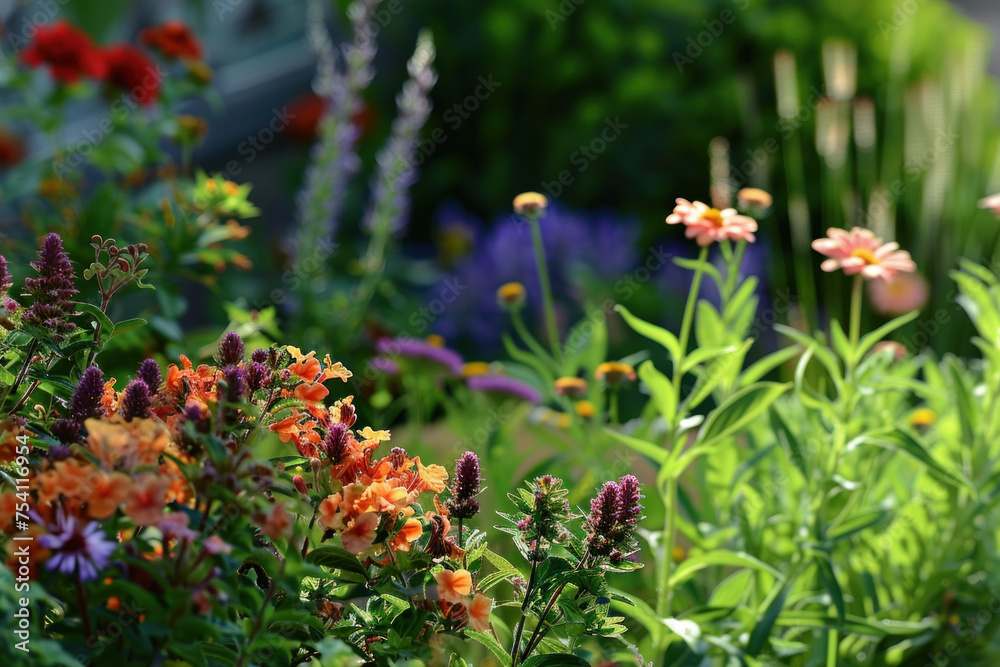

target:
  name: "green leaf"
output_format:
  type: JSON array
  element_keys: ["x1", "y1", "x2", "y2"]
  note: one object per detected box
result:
[
  {"x1": 747, "y1": 578, "x2": 791, "y2": 656},
  {"x1": 851, "y1": 430, "x2": 971, "y2": 490},
  {"x1": 615, "y1": 304, "x2": 681, "y2": 361},
  {"x1": 769, "y1": 407, "x2": 807, "y2": 477},
  {"x1": 467, "y1": 630, "x2": 511, "y2": 666},
  {"x1": 697, "y1": 382, "x2": 790, "y2": 447},
  {"x1": 826, "y1": 508, "x2": 890, "y2": 542},
  {"x1": 855, "y1": 310, "x2": 920, "y2": 360},
  {"x1": 668, "y1": 549, "x2": 782, "y2": 587},
  {"x1": 604, "y1": 428, "x2": 668, "y2": 464},
  {"x1": 110, "y1": 317, "x2": 147, "y2": 339},
  {"x1": 685, "y1": 339, "x2": 753, "y2": 409},
  {"x1": 695, "y1": 300, "x2": 727, "y2": 349},
  {"x1": 814, "y1": 555, "x2": 845, "y2": 622},
  {"x1": 637, "y1": 360, "x2": 677, "y2": 425},
  {"x1": 829, "y1": 319, "x2": 853, "y2": 366},
  {"x1": 449, "y1": 655, "x2": 471, "y2": 667},
  {"x1": 75, "y1": 301, "x2": 114, "y2": 343},
  {"x1": 740, "y1": 345, "x2": 802, "y2": 386},
  {"x1": 305, "y1": 545, "x2": 369, "y2": 578}
]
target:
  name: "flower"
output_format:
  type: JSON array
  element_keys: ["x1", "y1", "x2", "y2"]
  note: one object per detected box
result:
[
  {"x1": 140, "y1": 20, "x2": 202, "y2": 60},
  {"x1": 137, "y1": 358, "x2": 162, "y2": 392},
  {"x1": 666, "y1": 199, "x2": 758, "y2": 246},
  {"x1": 466, "y1": 593, "x2": 492, "y2": 632},
  {"x1": 513, "y1": 192, "x2": 548, "y2": 216},
  {"x1": 978, "y1": 193, "x2": 1000, "y2": 216},
  {"x1": 461, "y1": 362, "x2": 491, "y2": 377},
  {"x1": 258, "y1": 503, "x2": 293, "y2": 541},
  {"x1": 812, "y1": 227, "x2": 916, "y2": 281},
  {"x1": 124, "y1": 473, "x2": 171, "y2": 525},
  {"x1": 0, "y1": 127, "x2": 26, "y2": 169},
  {"x1": 374, "y1": 338, "x2": 463, "y2": 376},
  {"x1": 446, "y1": 452, "x2": 482, "y2": 519},
  {"x1": 19, "y1": 21, "x2": 107, "y2": 83},
  {"x1": 103, "y1": 44, "x2": 160, "y2": 106},
  {"x1": 575, "y1": 401, "x2": 595, "y2": 419},
  {"x1": 868, "y1": 272, "x2": 929, "y2": 315},
  {"x1": 737, "y1": 188, "x2": 773, "y2": 211},
  {"x1": 585, "y1": 475, "x2": 643, "y2": 564},
  {"x1": 218, "y1": 332, "x2": 246, "y2": 366},
  {"x1": 496, "y1": 282, "x2": 526, "y2": 309},
  {"x1": 595, "y1": 361, "x2": 636, "y2": 385},
  {"x1": 435, "y1": 568, "x2": 472, "y2": 604},
  {"x1": 910, "y1": 408, "x2": 937, "y2": 428},
  {"x1": 23, "y1": 233, "x2": 79, "y2": 341},
  {"x1": 86, "y1": 471, "x2": 131, "y2": 519},
  {"x1": 341, "y1": 512, "x2": 379, "y2": 554},
  {"x1": 554, "y1": 377, "x2": 588, "y2": 398},
  {"x1": 121, "y1": 379, "x2": 152, "y2": 421},
  {"x1": 465, "y1": 374, "x2": 542, "y2": 403},
  {"x1": 38, "y1": 513, "x2": 116, "y2": 582}
]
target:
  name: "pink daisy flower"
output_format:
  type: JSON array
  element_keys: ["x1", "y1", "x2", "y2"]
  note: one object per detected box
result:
[
  {"x1": 978, "y1": 193, "x2": 1000, "y2": 217},
  {"x1": 868, "y1": 272, "x2": 929, "y2": 315},
  {"x1": 811, "y1": 227, "x2": 916, "y2": 281},
  {"x1": 666, "y1": 199, "x2": 757, "y2": 246}
]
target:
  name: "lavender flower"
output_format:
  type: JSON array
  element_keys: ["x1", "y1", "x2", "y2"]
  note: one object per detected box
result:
[
  {"x1": 466, "y1": 374, "x2": 542, "y2": 403},
  {"x1": 23, "y1": 233, "x2": 78, "y2": 341},
  {"x1": 218, "y1": 331, "x2": 245, "y2": 366},
  {"x1": 38, "y1": 513, "x2": 116, "y2": 582},
  {"x1": 585, "y1": 475, "x2": 643, "y2": 564},
  {"x1": 446, "y1": 452, "x2": 482, "y2": 519},
  {"x1": 246, "y1": 361, "x2": 270, "y2": 393},
  {"x1": 295, "y1": 0, "x2": 379, "y2": 260},
  {"x1": 0, "y1": 254, "x2": 12, "y2": 294},
  {"x1": 121, "y1": 379, "x2": 151, "y2": 421},
  {"x1": 136, "y1": 358, "x2": 162, "y2": 392},
  {"x1": 251, "y1": 348, "x2": 269, "y2": 364},
  {"x1": 322, "y1": 422, "x2": 349, "y2": 463},
  {"x1": 368, "y1": 355, "x2": 400, "y2": 375},
  {"x1": 361, "y1": 30, "x2": 437, "y2": 237},
  {"x1": 221, "y1": 365, "x2": 248, "y2": 403},
  {"x1": 374, "y1": 337, "x2": 463, "y2": 376},
  {"x1": 70, "y1": 366, "x2": 105, "y2": 422}
]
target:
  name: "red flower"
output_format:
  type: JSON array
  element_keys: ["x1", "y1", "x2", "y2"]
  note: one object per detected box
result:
[
  {"x1": 0, "y1": 127, "x2": 25, "y2": 169},
  {"x1": 103, "y1": 44, "x2": 160, "y2": 106},
  {"x1": 140, "y1": 20, "x2": 202, "y2": 60},
  {"x1": 19, "y1": 20, "x2": 107, "y2": 83}
]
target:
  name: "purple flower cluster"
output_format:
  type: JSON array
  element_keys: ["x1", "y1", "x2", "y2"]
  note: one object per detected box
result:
[
  {"x1": 218, "y1": 331, "x2": 245, "y2": 366},
  {"x1": 322, "y1": 422, "x2": 350, "y2": 463},
  {"x1": 23, "y1": 233, "x2": 78, "y2": 341},
  {"x1": 446, "y1": 451, "x2": 482, "y2": 519},
  {"x1": 430, "y1": 205, "x2": 640, "y2": 350},
  {"x1": 121, "y1": 379, "x2": 151, "y2": 421},
  {"x1": 586, "y1": 474, "x2": 643, "y2": 564},
  {"x1": 137, "y1": 358, "x2": 162, "y2": 392},
  {"x1": 375, "y1": 337, "x2": 463, "y2": 376},
  {"x1": 52, "y1": 365, "x2": 105, "y2": 443},
  {"x1": 465, "y1": 374, "x2": 542, "y2": 404},
  {"x1": 0, "y1": 254, "x2": 17, "y2": 327}
]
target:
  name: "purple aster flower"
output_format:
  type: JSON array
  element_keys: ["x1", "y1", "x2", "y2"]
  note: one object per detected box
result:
[
  {"x1": 136, "y1": 358, "x2": 162, "y2": 392},
  {"x1": 368, "y1": 355, "x2": 399, "y2": 375},
  {"x1": 218, "y1": 332, "x2": 245, "y2": 366},
  {"x1": 121, "y1": 379, "x2": 151, "y2": 421},
  {"x1": 22, "y1": 233, "x2": 78, "y2": 341},
  {"x1": 466, "y1": 374, "x2": 542, "y2": 403},
  {"x1": 375, "y1": 337, "x2": 463, "y2": 376},
  {"x1": 38, "y1": 513, "x2": 116, "y2": 582},
  {"x1": 446, "y1": 451, "x2": 482, "y2": 519}
]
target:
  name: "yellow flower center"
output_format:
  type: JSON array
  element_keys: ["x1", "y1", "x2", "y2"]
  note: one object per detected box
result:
[
  {"x1": 851, "y1": 247, "x2": 878, "y2": 265},
  {"x1": 703, "y1": 208, "x2": 725, "y2": 227}
]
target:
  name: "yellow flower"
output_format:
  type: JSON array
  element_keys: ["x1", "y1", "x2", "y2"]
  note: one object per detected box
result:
[
  {"x1": 595, "y1": 361, "x2": 637, "y2": 385},
  {"x1": 574, "y1": 401, "x2": 595, "y2": 419},
  {"x1": 737, "y1": 187, "x2": 773, "y2": 211},
  {"x1": 554, "y1": 377, "x2": 588, "y2": 398},
  {"x1": 426, "y1": 334, "x2": 446, "y2": 348},
  {"x1": 496, "y1": 282, "x2": 526, "y2": 309},
  {"x1": 910, "y1": 408, "x2": 936, "y2": 428},
  {"x1": 461, "y1": 362, "x2": 491, "y2": 378},
  {"x1": 512, "y1": 191, "x2": 548, "y2": 216}
]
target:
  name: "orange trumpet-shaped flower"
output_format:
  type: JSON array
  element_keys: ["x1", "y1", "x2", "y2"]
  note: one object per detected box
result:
[
  {"x1": 435, "y1": 568, "x2": 472, "y2": 604},
  {"x1": 466, "y1": 593, "x2": 493, "y2": 632}
]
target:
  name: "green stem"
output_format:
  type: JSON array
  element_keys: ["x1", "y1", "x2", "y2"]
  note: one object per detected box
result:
[
  {"x1": 656, "y1": 476, "x2": 678, "y2": 619},
  {"x1": 849, "y1": 274, "x2": 863, "y2": 349},
  {"x1": 527, "y1": 212, "x2": 561, "y2": 363},
  {"x1": 671, "y1": 245, "x2": 710, "y2": 402}
]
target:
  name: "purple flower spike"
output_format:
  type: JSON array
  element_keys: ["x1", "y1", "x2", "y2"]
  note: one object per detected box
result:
[
  {"x1": 447, "y1": 451, "x2": 482, "y2": 519},
  {"x1": 137, "y1": 358, "x2": 162, "y2": 392},
  {"x1": 221, "y1": 365, "x2": 247, "y2": 402},
  {"x1": 38, "y1": 513, "x2": 116, "y2": 582},
  {"x1": 466, "y1": 374, "x2": 542, "y2": 403},
  {"x1": 0, "y1": 254, "x2": 12, "y2": 294},
  {"x1": 374, "y1": 337, "x2": 463, "y2": 376},
  {"x1": 70, "y1": 365, "x2": 105, "y2": 423},
  {"x1": 218, "y1": 331, "x2": 245, "y2": 366},
  {"x1": 322, "y1": 422, "x2": 349, "y2": 463},
  {"x1": 23, "y1": 233, "x2": 78, "y2": 341},
  {"x1": 121, "y1": 379, "x2": 151, "y2": 421}
]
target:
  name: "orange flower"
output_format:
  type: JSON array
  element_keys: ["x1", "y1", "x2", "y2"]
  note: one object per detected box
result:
[
  {"x1": 0, "y1": 493, "x2": 16, "y2": 530},
  {"x1": 124, "y1": 473, "x2": 171, "y2": 525},
  {"x1": 466, "y1": 593, "x2": 492, "y2": 632},
  {"x1": 289, "y1": 353, "x2": 322, "y2": 382},
  {"x1": 389, "y1": 518, "x2": 423, "y2": 552},
  {"x1": 435, "y1": 568, "x2": 472, "y2": 604},
  {"x1": 359, "y1": 481, "x2": 411, "y2": 515},
  {"x1": 415, "y1": 458, "x2": 448, "y2": 494},
  {"x1": 294, "y1": 382, "x2": 329, "y2": 403},
  {"x1": 87, "y1": 471, "x2": 132, "y2": 519},
  {"x1": 341, "y1": 512, "x2": 379, "y2": 554},
  {"x1": 320, "y1": 355, "x2": 352, "y2": 382},
  {"x1": 258, "y1": 503, "x2": 293, "y2": 541}
]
